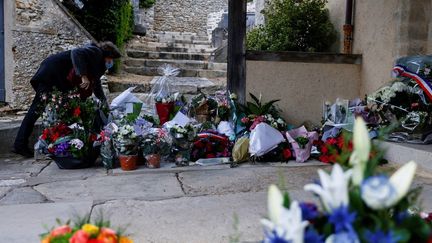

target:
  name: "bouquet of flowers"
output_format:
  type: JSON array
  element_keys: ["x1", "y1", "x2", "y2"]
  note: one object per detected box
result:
[
  {"x1": 191, "y1": 131, "x2": 233, "y2": 161},
  {"x1": 367, "y1": 56, "x2": 432, "y2": 143},
  {"x1": 37, "y1": 90, "x2": 101, "y2": 169},
  {"x1": 189, "y1": 93, "x2": 218, "y2": 123},
  {"x1": 141, "y1": 128, "x2": 171, "y2": 168},
  {"x1": 169, "y1": 124, "x2": 196, "y2": 166},
  {"x1": 40, "y1": 215, "x2": 133, "y2": 243},
  {"x1": 260, "y1": 118, "x2": 432, "y2": 243}
]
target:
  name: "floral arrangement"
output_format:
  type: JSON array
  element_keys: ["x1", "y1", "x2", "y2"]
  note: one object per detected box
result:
[
  {"x1": 241, "y1": 114, "x2": 287, "y2": 132},
  {"x1": 367, "y1": 77, "x2": 432, "y2": 139},
  {"x1": 141, "y1": 129, "x2": 171, "y2": 156},
  {"x1": 40, "y1": 215, "x2": 133, "y2": 243},
  {"x1": 112, "y1": 123, "x2": 139, "y2": 155},
  {"x1": 169, "y1": 124, "x2": 196, "y2": 165},
  {"x1": 261, "y1": 118, "x2": 432, "y2": 243},
  {"x1": 38, "y1": 90, "x2": 100, "y2": 162},
  {"x1": 314, "y1": 134, "x2": 351, "y2": 164},
  {"x1": 191, "y1": 131, "x2": 232, "y2": 161}
]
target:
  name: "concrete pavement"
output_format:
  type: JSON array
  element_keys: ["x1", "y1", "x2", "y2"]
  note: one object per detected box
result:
[{"x1": 0, "y1": 155, "x2": 431, "y2": 242}]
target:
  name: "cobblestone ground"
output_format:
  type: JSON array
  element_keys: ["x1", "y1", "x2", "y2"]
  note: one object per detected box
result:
[{"x1": 0, "y1": 155, "x2": 431, "y2": 242}]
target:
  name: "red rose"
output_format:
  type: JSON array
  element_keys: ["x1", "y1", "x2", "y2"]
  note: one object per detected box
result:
[
  {"x1": 337, "y1": 136, "x2": 344, "y2": 149},
  {"x1": 50, "y1": 225, "x2": 72, "y2": 237},
  {"x1": 206, "y1": 153, "x2": 216, "y2": 158},
  {"x1": 282, "y1": 148, "x2": 292, "y2": 160},
  {"x1": 327, "y1": 137, "x2": 337, "y2": 146},
  {"x1": 321, "y1": 146, "x2": 329, "y2": 154},
  {"x1": 319, "y1": 155, "x2": 330, "y2": 163},
  {"x1": 73, "y1": 107, "x2": 81, "y2": 117},
  {"x1": 89, "y1": 134, "x2": 97, "y2": 142},
  {"x1": 70, "y1": 230, "x2": 90, "y2": 243}
]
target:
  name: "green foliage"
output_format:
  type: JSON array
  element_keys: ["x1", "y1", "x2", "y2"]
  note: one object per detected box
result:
[
  {"x1": 247, "y1": 0, "x2": 337, "y2": 52},
  {"x1": 239, "y1": 93, "x2": 281, "y2": 117},
  {"x1": 65, "y1": 0, "x2": 134, "y2": 71},
  {"x1": 139, "y1": 0, "x2": 155, "y2": 8}
]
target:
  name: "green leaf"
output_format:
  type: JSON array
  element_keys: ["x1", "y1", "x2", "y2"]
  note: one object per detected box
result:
[
  {"x1": 261, "y1": 100, "x2": 280, "y2": 115},
  {"x1": 249, "y1": 93, "x2": 261, "y2": 106},
  {"x1": 247, "y1": 102, "x2": 261, "y2": 115}
]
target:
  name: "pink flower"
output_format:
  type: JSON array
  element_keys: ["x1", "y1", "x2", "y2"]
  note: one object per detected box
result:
[
  {"x1": 69, "y1": 230, "x2": 90, "y2": 243},
  {"x1": 50, "y1": 225, "x2": 72, "y2": 237}
]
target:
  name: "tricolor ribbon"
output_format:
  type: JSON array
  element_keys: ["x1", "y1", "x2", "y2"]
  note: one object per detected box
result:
[{"x1": 392, "y1": 65, "x2": 432, "y2": 101}]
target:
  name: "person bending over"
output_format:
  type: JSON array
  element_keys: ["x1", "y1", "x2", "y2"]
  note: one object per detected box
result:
[{"x1": 13, "y1": 41, "x2": 121, "y2": 157}]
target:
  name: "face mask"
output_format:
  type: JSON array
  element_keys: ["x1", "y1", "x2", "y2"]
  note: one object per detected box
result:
[{"x1": 105, "y1": 60, "x2": 114, "y2": 70}]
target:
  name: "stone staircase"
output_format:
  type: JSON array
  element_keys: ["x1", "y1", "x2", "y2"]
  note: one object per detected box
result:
[{"x1": 122, "y1": 31, "x2": 227, "y2": 79}]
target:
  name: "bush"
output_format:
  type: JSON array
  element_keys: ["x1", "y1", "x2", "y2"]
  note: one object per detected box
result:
[
  {"x1": 65, "y1": 0, "x2": 134, "y2": 71},
  {"x1": 247, "y1": 0, "x2": 337, "y2": 52},
  {"x1": 139, "y1": 0, "x2": 156, "y2": 9}
]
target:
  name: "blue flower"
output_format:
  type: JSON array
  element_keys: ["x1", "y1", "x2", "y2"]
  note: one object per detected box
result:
[
  {"x1": 328, "y1": 205, "x2": 356, "y2": 233},
  {"x1": 326, "y1": 231, "x2": 359, "y2": 243},
  {"x1": 364, "y1": 230, "x2": 400, "y2": 243},
  {"x1": 395, "y1": 211, "x2": 409, "y2": 225},
  {"x1": 263, "y1": 230, "x2": 292, "y2": 243},
  {"x1": 361, "y1": 175, "x2": 398, "y2": 210},
  {"x1": 300, "y1": 202, "x2": 319, "y2": 221},
  {"x1": 304, "y1": 228, "x2": 324, "y2": 243}
]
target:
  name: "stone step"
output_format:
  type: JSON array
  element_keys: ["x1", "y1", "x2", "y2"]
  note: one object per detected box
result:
[
  {"x1": 124, "y1": 66, "x2": 227, "y2": 79},
  {"x1": 124, "y1": 58, "x2": 209, "y2": 70},
  {"x1": 107, "y1": 76, "x2": 222, "y2": 95},
  {"x1": 128, "y1": 44, "x2": 214, "y2": 54},
  {"x1": 129, "y1": 41, "x2": 213, "y2": 50},
  {"x1": 208, "y1": 62, "x2": 227, "y2": 71},
  {"x1": 148, "y1": 31, "x2": 210, "y2": 42},
  {"x1": 126, "y1": 50, "x2": 211, "y2": 61},
  {"x1": 380, "y1": 141, "x2": 432, "y2": 176}
]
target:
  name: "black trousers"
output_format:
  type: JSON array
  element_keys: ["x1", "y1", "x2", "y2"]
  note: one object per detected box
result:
[{"x1": 14, "y1": 84, "x2": 51, "y2": 149}]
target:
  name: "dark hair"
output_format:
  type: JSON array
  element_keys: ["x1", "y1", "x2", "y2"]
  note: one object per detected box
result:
[{"x1": 98, "y1": 41, "x2": 122, "y2": 59}]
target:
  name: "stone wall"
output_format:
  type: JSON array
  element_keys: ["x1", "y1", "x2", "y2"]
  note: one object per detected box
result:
[
  {"x1": 9, "y1": 0, "x2": 92, "y2": 109},
  {"x1": 153, "y1": 0, "x2": 228, "y2": 35}
]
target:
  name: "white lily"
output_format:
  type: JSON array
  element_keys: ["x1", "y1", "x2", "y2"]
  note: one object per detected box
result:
[
  {"x1": 389, "y1": 161, "x2": 417, "y2": 203},
  {"x1": 304, "y1": 164, "x2": 352, "y2": 212},
  {"x1": 349, "y1": 117, "x2": 371, "y2": 185},
  {"x1": 261, "y1": 185, "x2": 308, "y2": 243}
]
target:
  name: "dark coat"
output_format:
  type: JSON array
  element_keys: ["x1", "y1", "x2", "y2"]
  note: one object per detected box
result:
[{"x1": 30, "y1": 43, "x2": 107, "y2": 101}]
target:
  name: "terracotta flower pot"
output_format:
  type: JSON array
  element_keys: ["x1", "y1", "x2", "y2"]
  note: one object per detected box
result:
[
  {"x1": 146, "y1": 154, "x2": 161, "y2": 169},
  {"x1": 118, "y1": 154, "x2": 138, "y2": 171}
]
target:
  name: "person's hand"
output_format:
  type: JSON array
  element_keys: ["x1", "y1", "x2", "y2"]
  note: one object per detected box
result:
[{"x1": 80, "y1": 75, "x2": 90, "y2": 90}]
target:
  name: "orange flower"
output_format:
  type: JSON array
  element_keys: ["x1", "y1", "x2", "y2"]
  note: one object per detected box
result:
[
  {"x1": 70, "y1": 230, "x2": 90, "y2": 243},
  {"x1": 97, "y1": 228, "x2": 118, "y2": 243},
  {"x1": 119, "y1": 236, "x2": 134, "y2": 243},
  {"x1": 50, "y1": 225, "x2": 72, "y2": 237},
  {"x1": 41, "y1": 236, "x2": 51, "y2": 243}
]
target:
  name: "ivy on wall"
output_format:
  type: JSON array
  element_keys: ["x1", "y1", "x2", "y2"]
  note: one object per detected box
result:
[{"x1": 139, "y1": 0, "x2": 156, "y2": 9}]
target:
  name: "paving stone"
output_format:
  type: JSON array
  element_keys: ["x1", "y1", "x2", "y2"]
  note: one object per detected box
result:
[
  {"x1": 0, "y1": 201, "x2": 93, "y2": 243},
  {"x1": 0, "y1": 158, "x2": 48, "y2": 180},
  {"x1": 0, "y1": 187, "x2": 11, "y2": 198},
  {"x1": 34, "y1": 173, "x2": 183, "y2": 202},
  {"x1": 36, "y1": 162, "x2": 107, "y2": 181},
  {"x1": 93, "y1": 191, "x2": 315, "y2": 243},
  {"x1": 179, "y1": 165, "x2": 324, "y2": 196},
  {"x1": 0, "y1": 187, "x2": 48, "y2": 205}
]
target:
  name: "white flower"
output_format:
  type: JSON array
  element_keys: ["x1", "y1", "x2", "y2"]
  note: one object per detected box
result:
[
  {"x1": 349, "y1": 117, "x2": 370, "y2": 185},
  {"x1": 361, "y1": 176, "x2": 398, "y2": 210},
  {"x1": 389, "y1": 161, "x2": 417, "y2": 203},
  {"x1": 304, "y1": 164, "x2": 352, "y2": 212},
  {"x1": 277, "y1": 118, "x2": 285, "y2": 124},
  {"x1": 425, "y1": 68, "x2": 431, "y2": 75},
  {"x1": 391, "y1": 82, "x2": 407, "y2": 92},
  {"x1": 69, "y1": 123, "x2": 84, "y2": 130},
  {"x1": 70, "y1": 139, "x2": 84, "y2": 150},
  {"x1": 261, "y1": 185, "x2": 308, "y2": 243}
]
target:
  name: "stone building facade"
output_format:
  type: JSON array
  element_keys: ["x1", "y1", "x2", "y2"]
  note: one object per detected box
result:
[
  {"x1": 152, "y1": 0, "x2": 228, "y2": 35},
  {"x1": 5, "y1": 0, "x2": 92, "y2": 109}
]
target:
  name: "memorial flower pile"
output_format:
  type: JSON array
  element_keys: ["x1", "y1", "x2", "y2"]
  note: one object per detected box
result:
[
  {"x1": 261, "y1": 118, "x2": 432, "y2": 243},
  {"x1": 40, "y1": 216, "x2": 133, "y2": 243},
  {"x1": 37, "y1": 89, "x2": 101, "y2": 167}
]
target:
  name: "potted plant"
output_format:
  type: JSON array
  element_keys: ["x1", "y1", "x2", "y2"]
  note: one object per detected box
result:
[
  {"x1": 141, "y1": 130, "x2": 170, "y2": 168},
  {"x1": 170, "y1": 124, "x2": 196, "y2": 166},
  {"x1": 286, "y1": 126, "x2": 318, "y2": 163},
  {"x1": 113, "y1": 124, "x2": 139, "y2": 171}
]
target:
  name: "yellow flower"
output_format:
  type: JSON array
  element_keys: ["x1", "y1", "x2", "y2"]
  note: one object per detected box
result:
[
  {"x1": 81, "y1": 224, "x2": 99, "y2": 235},
  {"x1": 119, "y1": 236, "x2": 134, "y2": 243}
]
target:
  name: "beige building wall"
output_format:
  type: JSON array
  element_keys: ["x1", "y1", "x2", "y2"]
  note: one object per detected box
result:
[{"x1": 246, "y1": 60, "x2": 361, "y2": 125}]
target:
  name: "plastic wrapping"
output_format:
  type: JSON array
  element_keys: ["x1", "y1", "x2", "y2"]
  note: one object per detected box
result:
[
  {"x1": 232, "y1": 137, "x2": 250, "y2": 163},
  {"x1": 249, "y1": 123, "x2": 285, "y2": 157},
  {"x1": 110, "y1": 87, "x2": 143, "y2": 110},
  {"x1": 143, "y1": 65, "x2": 180, "y2": 122},
  {"x1": 286, "y1": 126, "x2": 318, "y2": 163}
]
